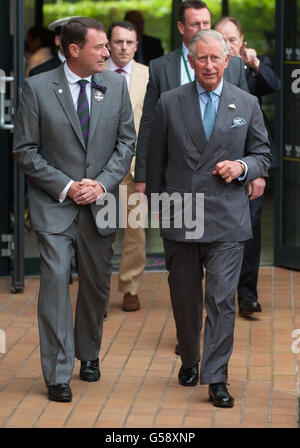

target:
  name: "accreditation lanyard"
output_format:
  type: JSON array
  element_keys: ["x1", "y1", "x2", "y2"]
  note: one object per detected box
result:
[{"x1": 181, "y1": 49, "x2": 193, "y2": 83}]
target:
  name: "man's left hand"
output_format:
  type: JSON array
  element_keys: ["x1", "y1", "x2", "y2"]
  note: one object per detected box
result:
[
  {"x1": 73, "y1": 178, "x2": 104, "y2": 205},
  {"x1": 247, "y1": 177, "x2": 266, "y2": 201}
]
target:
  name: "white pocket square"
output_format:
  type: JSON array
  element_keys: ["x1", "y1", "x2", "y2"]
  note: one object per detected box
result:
[{"x1": 231, "y1": 117, "x2": 246, "y2": 128}]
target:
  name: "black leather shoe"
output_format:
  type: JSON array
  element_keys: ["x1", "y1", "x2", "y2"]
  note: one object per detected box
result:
[
  {"x1": 48, "y1": 383, "x2": 72, "y2": 402},
  {"x1": 239, "y1": 297, "x2": 262, "y2": 316},
  {"x1": 178, "y1": 364, "x2": 199, "y2": 386},
  {"x1": 209, "y1": 383, "x2": 234, "y2": 408},
  {"x1": 80, "y1": 359, "x2": 100, "y2": 382}
]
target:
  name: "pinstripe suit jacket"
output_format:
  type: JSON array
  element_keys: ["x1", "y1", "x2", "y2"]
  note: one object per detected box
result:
[
  {"x1": 146, "y1": 80, "x2": 272, "y2": 243},
  {"x1": 13, "y1": 65, "x2": 136, "y2": 236},
  {"x1": 135, "y1": 48, "x2": 249, "y2": 182}
]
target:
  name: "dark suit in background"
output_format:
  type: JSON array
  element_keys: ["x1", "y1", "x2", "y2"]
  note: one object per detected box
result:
[
  {"x1": 237, "y1": 55, "x2": 281, "y2": 308},
  {"x1": 29, "y1": 53, "x2": 61, "y2": 76},
  {"x1": 29, "y1": 17, "x2": 74, "y2": 77},
  {"x1": 124, "y1": 10, "x2": 164, "y2": 66},
  {"x1": 134, "y1": 34, "x2": 164, "y2": 66}
]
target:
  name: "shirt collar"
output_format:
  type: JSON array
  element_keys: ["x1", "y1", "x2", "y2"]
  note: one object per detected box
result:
[
  {"x1": 181, "y1": 43, "x2": 189, "y2": 61},
  {"x1": 196, "y1": 78, "x2": 224, "y2": 98},
  {"x1": 109, "y1": 58, "x2": 133, "y2": 75},
  {"x1": 64, "y1": 62, "x2": 92, "y2": 85},
  {"x1": 57, "y1": 50, "x2": 66, "y2": 63}
]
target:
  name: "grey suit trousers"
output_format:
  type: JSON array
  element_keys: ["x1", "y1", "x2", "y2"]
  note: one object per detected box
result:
[
  {"x1": 163, "y1": 239, "x2": 244, "y2": 385},
  {"x1": 36, "y1": 206, "x2": 115, "y2": 387}
]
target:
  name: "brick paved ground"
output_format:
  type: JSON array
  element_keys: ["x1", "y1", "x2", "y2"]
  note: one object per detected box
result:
[{"x1": 0, "y1": 267, "x2": 299, "y2": 428}]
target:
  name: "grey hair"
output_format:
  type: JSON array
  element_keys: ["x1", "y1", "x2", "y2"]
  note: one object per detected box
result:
[{"x1": 188, "y1": 29, "x2": 228, "y2": 60}]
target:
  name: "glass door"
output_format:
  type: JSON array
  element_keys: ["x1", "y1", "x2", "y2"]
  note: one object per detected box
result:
[
  {"x1": 0, "y1": 0, "x2": 25, "y2": 291},
  {"x1": 275, "y1": 0, "x2": 300, "y2": 269}
]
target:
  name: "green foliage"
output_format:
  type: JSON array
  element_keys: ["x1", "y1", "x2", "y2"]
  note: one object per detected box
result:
[
  {"x1": 43, "y1": 0, "x2": 276, "y2": 55},
  {"x1": 44, "y1": 0, "x2": 173, "y2": 52},
  {"x1": 224, "y1": 0, "x2": 276, "y2": 54}
]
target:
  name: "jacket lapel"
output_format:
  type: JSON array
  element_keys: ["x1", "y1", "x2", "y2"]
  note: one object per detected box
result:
[
  {"x1": 213, "y1": 81, "x2": 237, "y2": 137},
  {"x1": 178, "y1": 80, "x2": 237, "y2": 170},
  {"x1": 129, "y1": 60, "x2": 141, "y2": 108},
  {"x1": 164, "y1": 49, "x2": 181, "y2": 90},
  {"x1": 88, "y1": 73, "x2": 106, "y2": 145},
  {"x1": 179, "y1": 81, "x2": 206, "y2": 152},
  {"x1": 52, "y1": 65, "x2": 86, "y2": 150}
]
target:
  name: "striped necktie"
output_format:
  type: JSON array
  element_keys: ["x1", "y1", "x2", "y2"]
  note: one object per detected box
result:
[
  {"x1": 77, "y1": 79, "x2": 90, "y2": 146},
  {"x1": 202, "y1": 91, "x2": 216, "y2": 140}
]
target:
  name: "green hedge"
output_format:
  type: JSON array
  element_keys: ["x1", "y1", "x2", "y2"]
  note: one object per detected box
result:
[
  {"x1": 44, "y1": 0, "x2": 173, "y2": 52},
  {"x1": 227, "y1": 0, "x2": 276, "y2": 54},
  {"x1": 44, "y1": 0, "x2": 275, "y2": 55}
]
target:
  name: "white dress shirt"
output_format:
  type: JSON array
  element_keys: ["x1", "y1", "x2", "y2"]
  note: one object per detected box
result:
[
  {"x1": 108, "y1": 58, "x2": 133, "y2": 90},
  {"x1": 64, "y1": 61, "x2": 92, "y2": 109},
  {"x1": 180, "y1": 43, "x2": 195, "y2": 86},
  {"x1": 196, "y1": 78, "x2": 223, "y2": 118},
  {"x1": 57, "y1": 50, "x2": 66, "y2": 64},
  {"x1": 58, "y1": 62, "x2": 105, "y2": 202}
]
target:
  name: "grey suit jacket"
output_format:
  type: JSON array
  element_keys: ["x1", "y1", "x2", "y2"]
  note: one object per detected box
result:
[
  {"x1": 13, "y1": 65, "x2": 136, "y2": 236},
  {"x1": 146, "y1": 80, "x2": 272, "y2": 243},
  {"x1": 135, "y1": 48, "x2": 249, "y2": 181}
]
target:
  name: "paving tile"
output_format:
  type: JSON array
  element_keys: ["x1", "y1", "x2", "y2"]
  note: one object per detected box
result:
[
  {"x1": 0, "y1": 268, "x2": 300, "y2": 428},
  {"x1": 270, "y1": 414, "x2": 298, "y2": 424},
  {"x1": 270, "y1": 423, "x2": 299, "y2": 428},
  {"x1": 183, "y1": 417, "x2": 212, "y2": 428}
]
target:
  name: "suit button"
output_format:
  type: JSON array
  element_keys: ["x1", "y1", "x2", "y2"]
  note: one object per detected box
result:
[{"x1": 86, "y1": 163, "x2": 90, "y2": 168}]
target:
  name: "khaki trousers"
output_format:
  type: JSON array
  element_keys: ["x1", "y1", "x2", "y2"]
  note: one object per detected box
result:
[{"x1": 118, "y1": 172, "x2": 147, "y2": 295}]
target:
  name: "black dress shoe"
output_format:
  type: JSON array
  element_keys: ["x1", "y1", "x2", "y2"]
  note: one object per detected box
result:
[
  {"x1": 80, "y1": 359, "x2": 100, "y2": 382},
  {"x1": 239, "y1": 297, "x2": 262, "y2": 316},
  {"x1": 174, "y1": 344, "x2": 180, "y2": 355},
  {"x1": 178, "y1": 364, "x2": 199, "y2": 386},
  {"x1": 48, "y1": 383, "x2": 72, "y2": 402},
  {"x1": 209, "y1": 383, "x2": 234, "y2": 408}
]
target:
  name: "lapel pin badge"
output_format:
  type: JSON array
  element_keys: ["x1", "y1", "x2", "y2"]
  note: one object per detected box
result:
[
  {"x1": 228, "y1": 104, "x2": 236, "y2": 110},
  {"x1": 94, "y1": 90, "x2": 104, "y2": 102},
  {"x1": 58, "y1": 88, "x2": 63, "y2": 94},
  {"x1": 91, "y1": 80, "x2": 107, "y2": 102}
]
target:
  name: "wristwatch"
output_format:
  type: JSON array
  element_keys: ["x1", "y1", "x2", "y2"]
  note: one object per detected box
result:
[{"x1": 239, "y1": 161, "x2": 246, "y2": 173}]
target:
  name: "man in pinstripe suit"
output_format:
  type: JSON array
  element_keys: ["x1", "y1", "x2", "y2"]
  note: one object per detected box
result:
[{"x1": 146, "y1": 30, "x2": 271, "y2": 408}]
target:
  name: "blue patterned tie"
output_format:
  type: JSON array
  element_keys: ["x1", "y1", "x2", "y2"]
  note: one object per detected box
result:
[
  {"x1": 77, "y1": 79, "x2": 90, "y2": 146},
  {"x1": 203, "y1": 91, "x2": 216, "y2": 140}
]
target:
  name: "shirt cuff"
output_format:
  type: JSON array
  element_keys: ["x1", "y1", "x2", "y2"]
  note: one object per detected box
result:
[
  {"x1": 59, "y1": 180, "x2": 73, "y2": 203},
  {"x1": 96, "y1": 182, "x2": 107, "y2": 200},
  {"x1": 236, "y1": 160, "x2": 248, "y2": 181}
]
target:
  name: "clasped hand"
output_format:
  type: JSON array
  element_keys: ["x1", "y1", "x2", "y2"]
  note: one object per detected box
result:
[{"x1": 68, "y1": 178, "x2": 104, "y2": 205}]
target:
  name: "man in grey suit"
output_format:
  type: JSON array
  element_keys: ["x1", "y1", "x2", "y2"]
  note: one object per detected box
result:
[
  {"x1": 135, "y1": 0, "x2": 248, "y2": 193},
  {"x1": 13, "y1": 18, "x2": 135, "y2": 402},
  {"x1": 146, "y1": 29, "x2": 271, "y2": 407}
]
